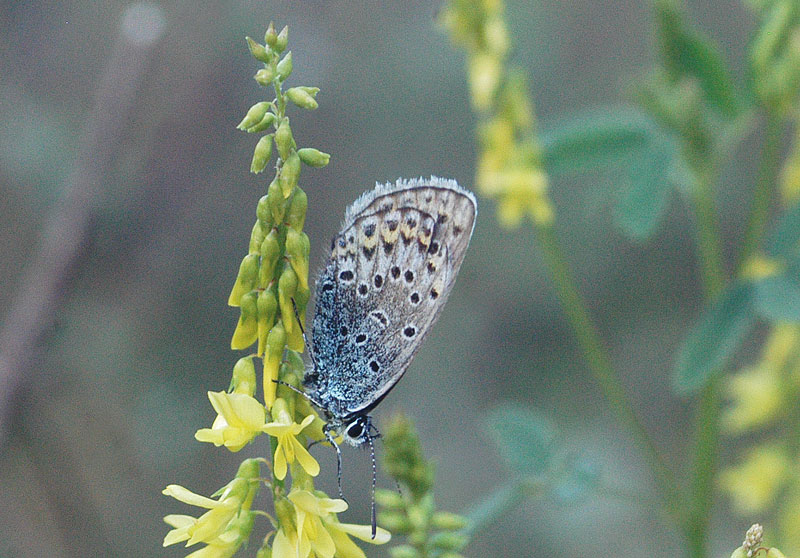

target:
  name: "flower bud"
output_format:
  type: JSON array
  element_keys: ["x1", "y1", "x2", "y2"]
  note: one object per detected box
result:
[
  {"x1": 430, "y1": 532, "x2": 467, "y2": 552},
  {"x1": 431, "y1": 511, "x2": 468, "y2": 531},
  {"x1": 767, "y1": 549, "x2": 787, "y2": 558},
  {"x1": 237, "y1": 102, "x2": 270, "y2": 131},
  {"x1": 298, "y1": 147, "x2": 330, "y2": 167},
  {"x1": 278, "y1": 266, "x2": 298, "y2": 336},
  {"x1": 228, "y1": 254, "x2": 259, "y2": 306},
  {"x1": 276, "y1": 51, "x2": 293, "y2": 80},
  {"x1": 231, "y1": 356, "x2": 257, "y2": 396},
  {"x1": 275, "y1": 26, "x2": 289, "y2": 53},
  {"x1": 257, "y1": 287, "x2": 278, "y2": 356},
  {"x1": 268, "y1": 177, "x2": 286, "y2": 223},
  {"x1": 280, "y1": 150, "x2": 301, "y2": 197},
  {"x1": 254, "y1": 66, "x2": 276, "y2": 86},
  {"x1": 285, "y1": 188, "x2": 308, "y2": 231},
  {"x1": 246, "y1": 112, "x2": 276, "y2": 134},
  {"x1": 236, "y1": 458, "x2": 261, "y2": 480},
  {"x1": 258, "y1": 228, "x2": 281, "y2": 287},
  {"x1": 376, "y1": 511, "x2": 411, "y2": 533},
  {"x1": 251, "y1": 134, "x2": 273, "y2": 174},
  {"x1": 263, "y1": 322, "x2": 286, "y2": 408},
  {"x1": 389, "y1": 545, "x2": 419, "y2": 558},
  {"x1": 231, "y1": 290, "x2": 259, "y2": 349},
  {"x1": 286, "y1": 87, "x2": 319, "y2": 110},
  {"x1": 256, "y1": 195, "x2": 271, "y2": 227},
  {"x1": 249, "y1": 220, "x2": 266, "y2": 255},
  {"x1": 265, "y1": 22, "x2": 278, "y2": 47},
  {"x1": 246, "y1": 36, "x2": 270, "y2": 63},
  {"x1": 275, "y1": 117, "x2": 294, "y2": 161},
  {"x1": 375, "y1": 489, "x2": 404, "y2": 509},
  {"x1": 285, "y1": 228, "x2": 310, "y2": 291}
]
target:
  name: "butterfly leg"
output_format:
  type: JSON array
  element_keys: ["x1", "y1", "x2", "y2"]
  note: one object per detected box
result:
[
  {"x1": 323, "y1": 422, "x2": 345, "y2": 501},
  {"x1": 365, "y1": 416, "x2": 378, "y2": 539}
]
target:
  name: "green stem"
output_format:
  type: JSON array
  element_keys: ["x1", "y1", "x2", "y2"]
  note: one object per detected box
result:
[
  {"x1": 736, "y1": 114, "x2": 784, "y2": 275},
  {"x1": 533, "y1": 222, "x2": 686, "y2": 527},
  {"x1": 686, "y1": 164, "x2": 726, "y2": 558}
]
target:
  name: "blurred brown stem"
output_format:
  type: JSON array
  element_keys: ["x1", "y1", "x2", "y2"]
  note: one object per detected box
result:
[{"x1": 0, "y1": 4, "x2": 165, "y2": 443}]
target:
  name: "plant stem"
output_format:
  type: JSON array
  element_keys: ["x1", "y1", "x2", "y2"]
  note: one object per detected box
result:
[
  {"x1": 534, "y1": 221, "x2": 686, "y2": 527},
  {"x1": 686, "y1": 163, "x2": 726, "y2": 558},
  {"x1": 736, "y1": 114, "x2": 784, "y2": 275}
]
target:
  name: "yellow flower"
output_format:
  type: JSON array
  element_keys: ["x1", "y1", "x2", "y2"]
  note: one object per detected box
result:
[
  {"x1": 722, "y1": 364, "x2": 784, "y2": 433},
  {"x1": 272, "y1": 490, "x2": 390, "y2": 558},
  {"x1": 195, "y1": 391, "x2": 266, "y2": 451},
  {"x1": 262, "y1": 398, "x2": 320, "y2": 480},
  {"x1": 162, "y1": 479, "x2": 250, "y2": 547},
  {"x1": 164, "y1": 513, "x2": 254, "y2": 558},
  {"x1": 719, "y1": 445, "x2": 791, "y2": 513}
]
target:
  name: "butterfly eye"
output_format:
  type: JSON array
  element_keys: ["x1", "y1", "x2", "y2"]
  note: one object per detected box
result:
[{"x1": 346, "y1": 421, "x2": 364, "y2": 439}]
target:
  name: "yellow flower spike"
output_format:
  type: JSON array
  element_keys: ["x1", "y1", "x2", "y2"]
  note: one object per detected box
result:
[
  {"x1": 263, "y1": 322, "x2": 286, "y2": 408},
  {"x1": 286, "y1": 228, "x2": 310, "y2": 291},
  {"x1": 719, "y1": 445, "x2": 791, "y2": 513},
  {"x1": 195, "y1": 391, "x2": 267, "y2": 451},
  {"x1": 722, "y1": 363, "x2": 784, "y2": 433},
  {"x1": 230, "y1": 356, "x2": 257, "y2": 396},
  {"x1": 263, "y1": 400, "x2": 320, "y2": 480},
  {"x1": 285, "y1": 188, "x2": 308, "y2": 231},
  {"x1": 278, "y1": 266, "x2": 299, "y2": 336},
  {"x1": 231, "y1": 290, "x2": 259, "y2": 350},
  {"x1": 257, "y1": 288, "x2": 278, "y2": 356},
  {"x1": 228, "y1": 254, "x2": 259, "y2": 307}
]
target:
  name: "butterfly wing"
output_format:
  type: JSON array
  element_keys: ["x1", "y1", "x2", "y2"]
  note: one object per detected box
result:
[{"x1": 308, "y1": 177, "x2": 476, "y2": 417}]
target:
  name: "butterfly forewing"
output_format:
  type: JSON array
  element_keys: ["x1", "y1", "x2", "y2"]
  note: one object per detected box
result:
[{"x1": 308, "y1": 178, "x2": 476, "y2": 417}]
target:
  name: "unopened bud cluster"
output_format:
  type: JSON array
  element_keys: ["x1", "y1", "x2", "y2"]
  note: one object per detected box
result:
[
  {"x1": 378, "y1": 414, "x2": 469, "y2": 558},
  {"x1": 440, "y1": 0, "x2": 552, "y2": 227},
  {"x1": 231, "y1": 22, "x2": 330, "y2": 409},
  {"x1": 730, "y1": 523, "x2": 787, "y2": 558}
]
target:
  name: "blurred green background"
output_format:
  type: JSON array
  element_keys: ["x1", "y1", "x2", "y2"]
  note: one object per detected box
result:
[{"x1": 0, "y1": 2, "x2": 762, "y2": 557}]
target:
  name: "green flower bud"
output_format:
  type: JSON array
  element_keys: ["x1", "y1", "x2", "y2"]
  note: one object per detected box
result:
[
  {"x1": 246, "y1": 36, "x2": 269, "y2": 63},
  {"x1": 286, "y1": 87, "x2": 319, "y2": 110},
  {"x1": 375, "y1": 488, "x2": 404, "y2": 509},
  {"x1": 254, "y1": 66, "x2": 276, "y2": 86},
  {"x1": 284, "y1": 350, "x2": 305, "y2": 376},
  {"x1": 237, "y1": 101, "x2": 270, "y2": 131},
  {"x1": 263, "y1": 322, "x2": 286, "y2": 407},
  {"x1": 389, "y1": 545, "x2": 419, "y2": 558},
  {"x1": 376, "y1": 511, "x2": 411, "y2": 534},
  {"x1": 251, "y1": 134, "x2": 273, "y2": 174},
  {"x1": 228, "y1": 254, "x2": 259, "y2": 306},
  {"x1": 268, "y1": 177, "x2": 286, "y2": 223},
  {"x1": 767, "y1": 549, "x2": 787, "y2": 558},
  {"x1": 258, "y1": 228, "x2": 281, "y2": 287},
  {"x1": 265, "y1": 22, "x2": 278, "y2": 47},
  {"x1": 257, "y1": 195, "x2": 271, "y2": 227},
  {"x1": 285, "y1": 188, "x2": 307, "y2": 230},
  {"x1": 297, "y1": 147, "x2": 330, "y2": 167},
  {"x1": 278, "y1": 266, "x2": 299, "y2": 336},
  {"x1": 249, "y1": 219, "x2": 266, "y2": 254},
  {"x1": 431, "y1": 511, "x2": 468, "y2": 531},
  {"x1": 280, "y1": 150, "x2": 301, "y2": 197},
  {"x1": 275, "y1": 117, "x2": 294, "y2": 161},
  {"x1": 276, "y1": 51, "x2": 293, "y2": 80},
  {"x1": 230, "y1": 356, "x2": 257, "y2": 396},
  {"x1": 285, "y1": 228, "x2": 310, "y2": 291},
  {"x1": 246, "y1": 112, "x2": 276, "y2": 134},
  {"x1": 257, "y1": 288, "x2": 278, "y2": 356},
  {"x1": 231, "y1": 290, "x2": 259, "y2": 349},
  {"x1": 407, "y1": 504, "x2": 429, "y2": 531},
  {"x1": 275, "y1": 26, "x2": 289, "y2": 53},
  {"x1": 274, "y1": 495, "x2": 294, "y2": 527},
  {"x1": 430, "y1": 532, "x2": 468, "y2": 552},
  {"x1": 236, "y1": 458, "x2": 261, "y2": 480}
]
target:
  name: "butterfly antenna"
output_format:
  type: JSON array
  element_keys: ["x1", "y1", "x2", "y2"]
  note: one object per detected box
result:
[
  {"x1": 291, "y1": 298, "x2": 318, "y2": 370},
  {"x1": 323, "y1": 424, "x2": 345, "y2": 501},
  {"x1": 366, "y1": 418, "x2": 378, "y2": 539}
]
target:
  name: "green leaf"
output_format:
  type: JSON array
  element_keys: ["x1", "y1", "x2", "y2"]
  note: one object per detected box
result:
[
  {"x1": 674, "y1": 283, "x2": 756, "y2": 393},
  {"x1": 754, "y1": 258, "x2": 800, "y2": 322},
  {"x1": 765, "y1": 200, "x2": 800, "y2": 258},
  {"x1": 540, "y1": 107, "x2": 654, "y2": 175},
  {"x1": 483, "y1": 404, "x2": 557, "y2": 476},
  {"x1": 613, "y1": 135, "x2": 676, "y2": 240},
  {"x1": 655, "y1": 1, "x2": 740, "y2": 117}
]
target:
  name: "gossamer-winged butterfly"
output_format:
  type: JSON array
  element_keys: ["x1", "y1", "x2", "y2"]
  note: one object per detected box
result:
[{"x1": 296, "y1": 177, "x2": 477, "y2": 534}]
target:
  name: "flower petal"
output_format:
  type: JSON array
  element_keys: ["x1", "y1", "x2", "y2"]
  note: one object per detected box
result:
[
  {"x1": 163, "y1": 485, "x2": 219, "y2": 509},
  {"x1": 292, "y1": 438, "x2": 320, "y2": 477},
  {"x1": 335, "y1": 522, "x2": 391, "y2": 544},
  {"x1": 274, "y1": 441, "x2": 288, "y2": 480},
  {"x1": 328, "y1": 527, "x2": 367, "y2": 558}
]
